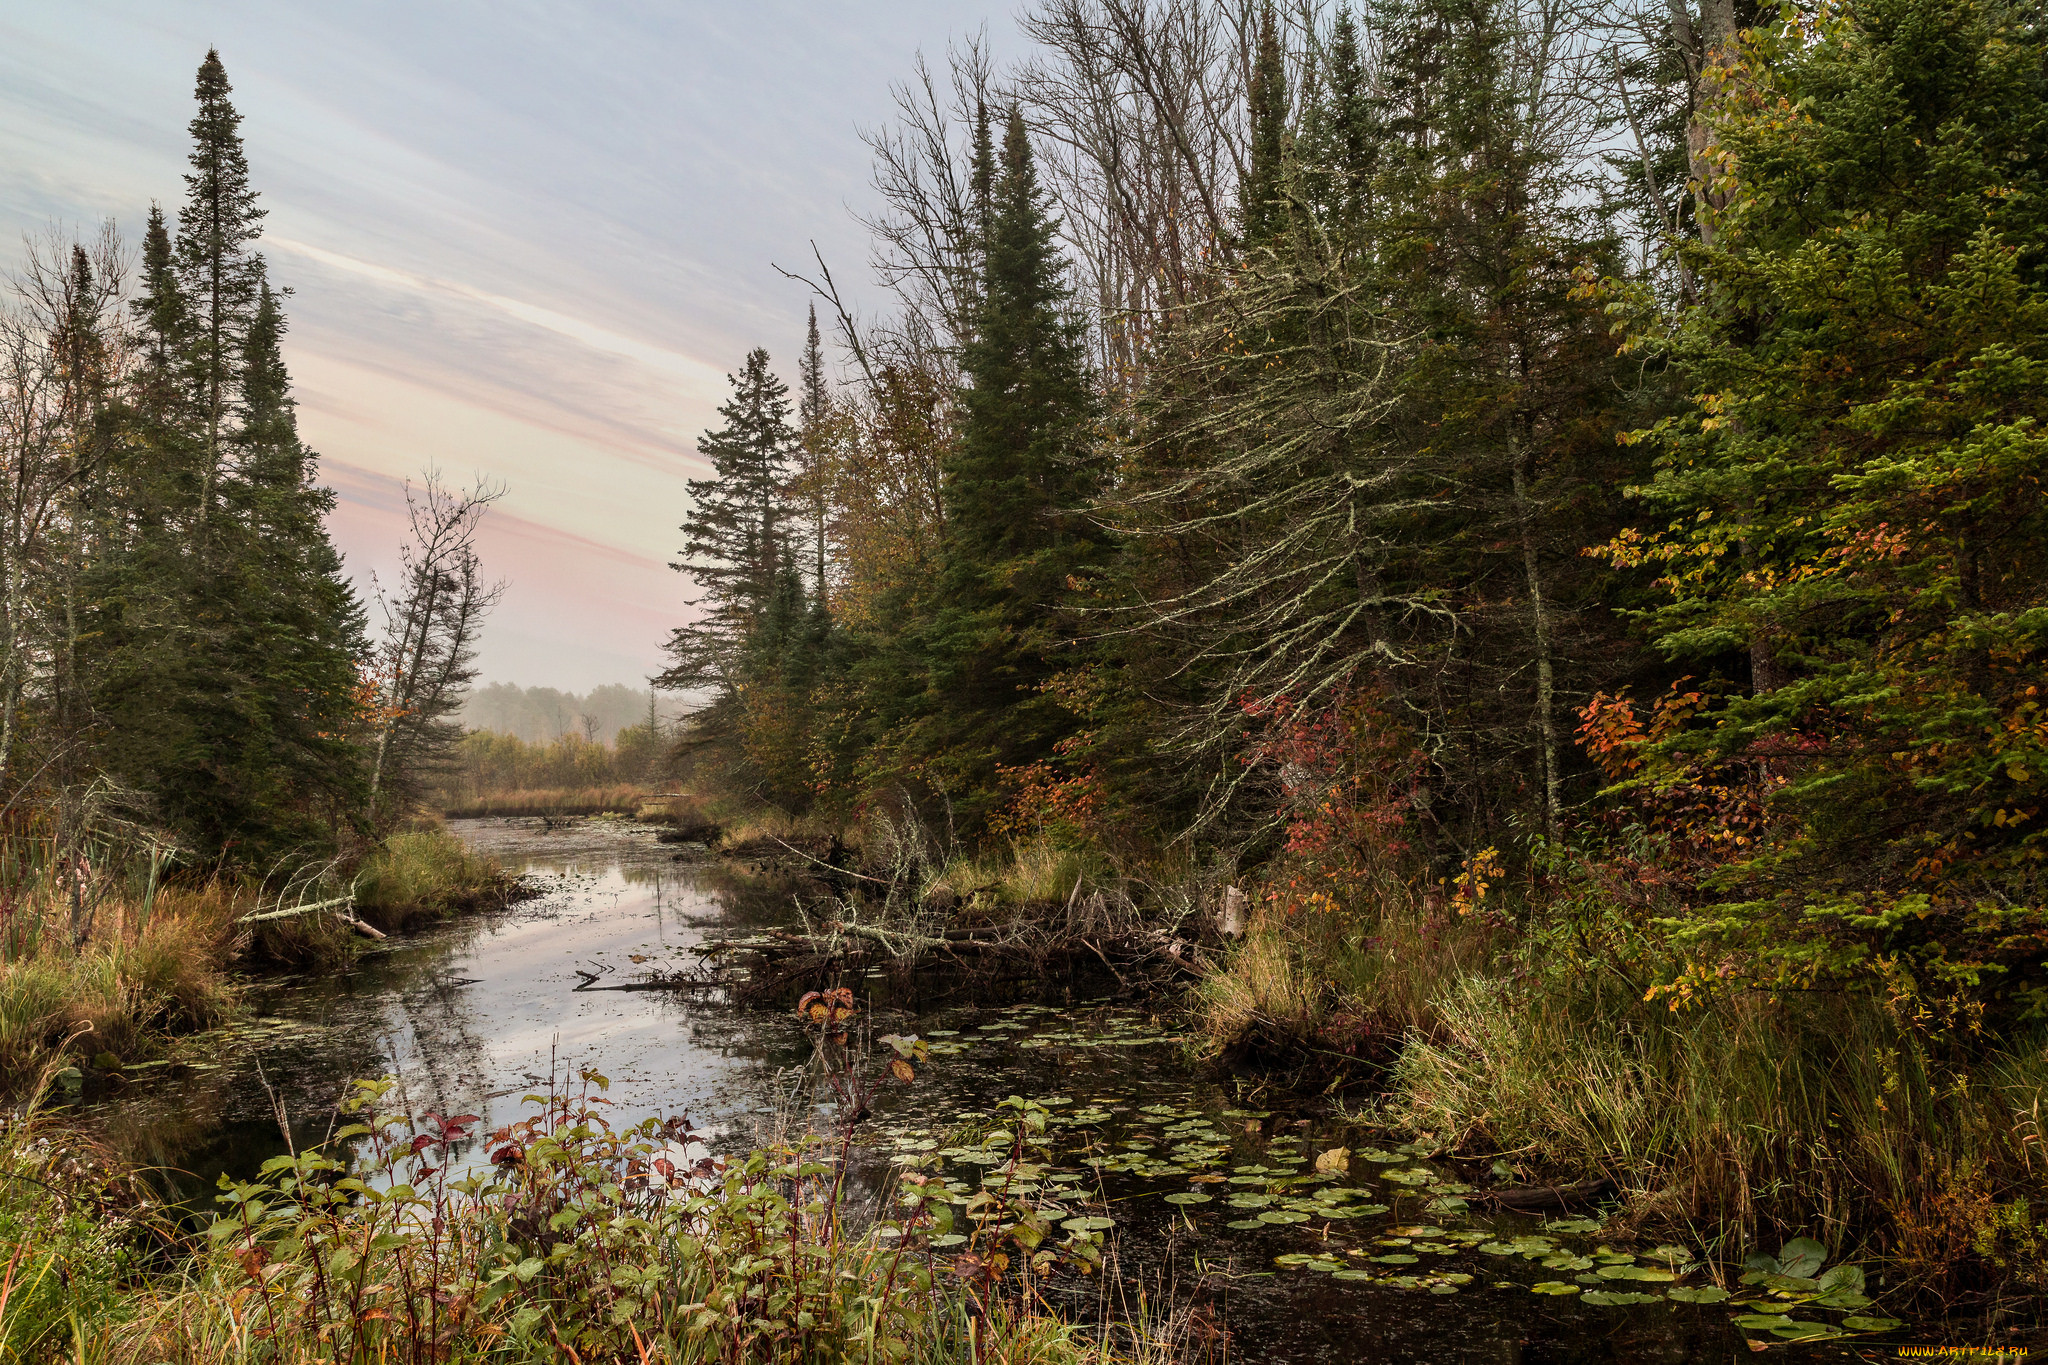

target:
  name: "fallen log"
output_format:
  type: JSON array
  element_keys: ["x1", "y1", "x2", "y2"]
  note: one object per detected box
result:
[{"x1": 1471, "y1": 1175, "x2": 1618, "y2": 1212}]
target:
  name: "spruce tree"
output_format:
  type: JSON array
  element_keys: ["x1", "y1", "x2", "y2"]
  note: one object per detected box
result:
[
  {"x1": 174, "y1": 49, "x2": 266, "y2": 526},
  {"x1": 917, "y1": 108, "x2": 1102, "y2": 830},
  {"x1": 90, "y1": 52, "x2": 367, "y2": 858},
  {"x1": 1239, "y1": 3, "x2": 1291, "y2": 244},
  {"x1": 796, "y1": 306, "x2": 832, "y2": 612},
  {"x1": 1298, "y1": 8, "x2": 1381, "y2": 238},
  {"x1": 660, "y1": 349, "x2": 795, "y2": 697}
]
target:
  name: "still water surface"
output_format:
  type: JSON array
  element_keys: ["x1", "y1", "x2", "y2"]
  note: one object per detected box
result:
[{"x1": 97, "y1": 818, "x2": 1895, "y2": 1364}]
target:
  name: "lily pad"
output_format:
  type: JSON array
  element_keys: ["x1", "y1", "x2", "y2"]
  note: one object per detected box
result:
[
  {"x1": 1777, "y1": 1238, "x2": 1829, "y2": 1278},
  {"x1": 1061, "y1": 1216, "x2": 1115, "y2": 1231},
  {"x1": 1840, "y1": 1317, "x2": 1902, "y2": 1333},
  {"x1": 1733, "y1": 1314, "x2": 1795, "y2": 1330},
  {"x1": 1332, "y1": 1268, "x2": 1376, "y2": 1282},
  {"x1": 1666, "y1": 1286, "x2": 1730, "y2": 1304},
  {"x1": 1258, "y1": 1210, "x2": 1309, "y2": 1224},
  {"x1": 1770, "y1": 1322, "x2": 1845, "y2": 1341},
  {"x1": 1531, "y1": 1281, "x2": 1582, "y2": 1295},
  {"x1": 1372, "y1": 1253, "x2": 1419, "y2": 1265},
  {"x1": 1581, "y1": 1290, "x2": 1663, "y2": 1306},
  {"x1": 1162, "y1": 1191, "x2": 1212, "y2": 1205},
  {"x1": 1226, "y1": 1219, "x2": 1266, "y2": 1230}
]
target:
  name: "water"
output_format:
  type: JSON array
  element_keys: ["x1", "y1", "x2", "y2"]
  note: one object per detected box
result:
[{"x1": 90, "y1": 817, "x2": 1908, "y2": 1362}]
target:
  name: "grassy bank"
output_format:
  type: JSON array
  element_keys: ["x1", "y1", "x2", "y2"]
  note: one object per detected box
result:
[
  {"x1": 1195, "y1": 895, "x2": 2048, "y2": 1307},
  {"x1": 0, "y1": 825, "x2": 510, "y2": 1093},
  {"x1": 351, "y1": 826, "x2": 519, "y2": 931}
]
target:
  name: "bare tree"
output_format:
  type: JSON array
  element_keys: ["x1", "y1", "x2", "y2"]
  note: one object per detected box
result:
[
  {"x1": 0, "y1": 225, "x2": 127, "y2": 793},
  {"x1": 365, "y1": 472, "x2": 505, "y2": 827}
]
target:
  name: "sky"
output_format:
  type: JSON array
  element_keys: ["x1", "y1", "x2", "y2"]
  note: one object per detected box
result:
[{"x1": 0, "y1": 1, "x2": 1007, "y2": 690}]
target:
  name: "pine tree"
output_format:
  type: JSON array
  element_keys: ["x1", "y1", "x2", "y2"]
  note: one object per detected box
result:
[
  {"x1": 660, "y1": 349, "x2": 795, "y2": 697},
  {"x1": 231, "y1": 279, "x2": 369, "y2": 828},
  {"x1": 174, "y1": 49, "x2": 266, "y2": 527},
  {"x1": 88, "y1": 52, "x2": 368, "y2": 858}
]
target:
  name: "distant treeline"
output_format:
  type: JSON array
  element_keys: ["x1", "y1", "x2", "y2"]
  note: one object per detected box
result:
[
  {"x1": 433, "y1": 725, "x2": 669, "y2": 808},
  {"x1": 460, "y1": 683, "x2": 683, "y2": 747}
]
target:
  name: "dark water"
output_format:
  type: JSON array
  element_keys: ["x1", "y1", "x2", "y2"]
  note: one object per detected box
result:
[{"x1": 89, "y1": 817, "x2": 1915, "y2": 1363}]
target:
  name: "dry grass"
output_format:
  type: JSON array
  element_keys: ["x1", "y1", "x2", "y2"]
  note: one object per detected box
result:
[
  {"x1": 351, "y1": 827, "x2": 509, "y2": 930},
  {"x1": 437, "y1": 784, "x2": 647, "y2": 818},
  {"x1": 0, "y1": 887, "x2": 240, "y2": 1088}
]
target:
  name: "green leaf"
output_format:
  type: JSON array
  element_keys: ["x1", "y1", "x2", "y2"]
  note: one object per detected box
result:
[
  {"x1": 1666, "y1": 1286, "x2": 1730, "y2": 1303},
  {"x1": 1776, "y1": 1238, "x2": 1827, "y2": 1278},
  {"x1": 1840, "y1": 1317, "x2": 1902, "y2": 1333}
]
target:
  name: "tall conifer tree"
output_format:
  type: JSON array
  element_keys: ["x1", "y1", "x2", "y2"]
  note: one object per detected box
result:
[
  {"x1": 660, "y1": 349, "x2": 796, "y2": 697},
  {"x1": 1240, "y1": 3, "x2": 1291, "y2": 244},
  {"x1": 174, "y1": 49, "x2": 266, "y2": 526},
  {"x1": 917, "y1": 109, "x2": 1102, "y2": 828}
]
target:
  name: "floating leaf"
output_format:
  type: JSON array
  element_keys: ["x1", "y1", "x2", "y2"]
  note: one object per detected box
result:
[
  {"x1": 1163, "y1": 1192, "x2": 1212, "y2": 1205},
  {"x1": 1061, "y1": 1216, "x2": 1114, "y2": 1231},
  {"x1": 1777, "y1": 1238, "x2": 1828, "y2": 1278},
  {"x1": 1840, "y1": 1317, "x2": 1902, "y2": 1333},
  {"x1": 1581, "y1": 1291, "x2": 1662, "y2": 1306},
  {"x1": 1372, "y1": 1254, "x2": 1419, "y2": 1264},
  {"x1": 1732, "y1": 1315, "x2": 1795, "y2": 1330},
  {"x1": 1226, "y1": 1218, "x2": 1266, "y2": 1230},
  {"x1": 1531, "y1": 1281, "x2": 1582, "y2": 1295},
  {"x1": 1666, "y1": 1286, "x2": 1730, "y2": 1304},
  {"x1": 1817, "y1": 1264, "x2": 1866, "y2": 1294},
  {"x1": 1258, "y1": 1210, "x2": 1309, "y2": 1224},
  {"x1": 1770, "y1": 1323, "x2": 1845, "y2": 1341},
  {"x1": 1333, "y1": 1268, "x2": 1376, "y2": 1281}
]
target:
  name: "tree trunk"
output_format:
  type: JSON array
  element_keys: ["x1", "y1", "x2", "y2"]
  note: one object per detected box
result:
[
  {"x1": 1669, "y1": 0, "x2": 1740, "y2": 244},
  {"x1": 1511, "y1": 432, "x2": 1561, "y2": 836}
]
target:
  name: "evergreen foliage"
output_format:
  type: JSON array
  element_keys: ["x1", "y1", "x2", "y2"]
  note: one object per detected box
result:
[
  {"x1": 0, "y1": 49, "x2": 429, "y2": 864},
  {"x1": 660, "y1": 349, "x2": 797, "y2": 697}
]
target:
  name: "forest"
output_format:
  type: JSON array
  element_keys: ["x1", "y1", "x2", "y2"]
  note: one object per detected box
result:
[
  {"x1": 0, "y1": 52, "x2": 510, "y2": 1073},
  {"x1": 663, "y1": 0, "x2": 2048, "y2": 1316},
  {"x1": 0, "y1": 0, "x2": 2043, "y2": 1358}
]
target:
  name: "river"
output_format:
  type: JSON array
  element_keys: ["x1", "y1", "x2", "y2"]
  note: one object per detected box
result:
[{"x1": 91, "y1": 816, "x2": 1901, "y2": 1363}]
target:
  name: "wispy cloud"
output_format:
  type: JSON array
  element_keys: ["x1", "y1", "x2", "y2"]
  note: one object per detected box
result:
[{"x1": 268, "y1": 235, "x2": 731, "y2": 399}]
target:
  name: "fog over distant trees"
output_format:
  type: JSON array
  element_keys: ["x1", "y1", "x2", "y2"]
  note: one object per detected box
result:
[{"x1": 459, "y1": 681, "x2": 686, "y2": 746}]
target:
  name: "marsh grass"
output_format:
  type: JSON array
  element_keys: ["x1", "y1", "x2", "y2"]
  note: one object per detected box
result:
[
  {"x1": 350, "y1": 826, "x2": 509, "y2": 930},
  {"x1": 0, "y1": 887, "x2": 238, "y2": 1088},
  {"x1": 1196, "y1": 888, "x2": 2048, "y2": 1295},
  {"x1": 1394, "y1": 973, "x2": 2048, "y2": 1277}
]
